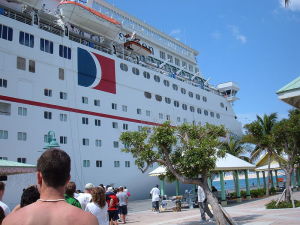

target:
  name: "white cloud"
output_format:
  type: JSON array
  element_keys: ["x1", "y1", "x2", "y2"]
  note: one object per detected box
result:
[
  {"x1": 280, "y1": 0, "x2": 300, "y2": 11},
  {"x1": 211, "y1": 31, "x2": 221, "y2": 40},
  {"x1": 228, "y1": 25, "x2": 247, "y2": 44}
]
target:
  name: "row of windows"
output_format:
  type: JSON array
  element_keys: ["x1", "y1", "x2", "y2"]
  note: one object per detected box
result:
[
  {"x1": 0, "y1": 130, "x2": 27, "y2": 141},
  {"x1": 0, "y1": 24, "x2": 13, "y2": 41},
  {"x1": 120, "y1": 63, "x2": 207, "y2": 102},
  {"x1": 17, "y1": 57, "x2": 35, "y2": 73},
  {"x1": 83, "y1": 160, "x2": 130, "y2": 168}
]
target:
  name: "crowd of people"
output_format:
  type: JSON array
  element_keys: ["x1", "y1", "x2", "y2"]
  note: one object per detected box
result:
[{"x1": 0, "y1": 149, "x2": 130, "y2": 225}]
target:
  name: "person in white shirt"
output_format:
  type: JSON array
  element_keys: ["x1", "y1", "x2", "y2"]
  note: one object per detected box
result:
[
  {"x1": 198, "y1": 185, "x2": 214, "y2": 222},
  {"x1": 150, "y1": 185, "x2": 160, "y2": 212},
  {"x1": 86, "y1": 187, "x2": 109, "y2": 225},
  {"x1": 0, "y1": 182, "x2": 10, "y2": 216},
  {"x1": 116, "y1": 186, "x2": 128, "y2": 224},
  {"x1": 76, "y1": 183, "x2": 94, "y2": 210}
]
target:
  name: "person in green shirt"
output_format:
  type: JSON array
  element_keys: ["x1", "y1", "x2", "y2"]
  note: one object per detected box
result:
[{"x1": 65, "y1": 182, "x2": 82, "y2": 209}]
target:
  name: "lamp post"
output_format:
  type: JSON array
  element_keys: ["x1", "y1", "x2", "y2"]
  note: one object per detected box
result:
[{"x1": 44, "y1": 131, "x2": 60, "y2": 149}]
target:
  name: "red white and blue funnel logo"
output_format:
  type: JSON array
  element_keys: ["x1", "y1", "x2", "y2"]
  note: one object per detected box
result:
[{"x1": 77, "y1": 47, "x2": 116, "y2": 94}]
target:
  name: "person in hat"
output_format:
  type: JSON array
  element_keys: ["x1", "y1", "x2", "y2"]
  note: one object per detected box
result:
[{"x1": 76, "y1": 183, "x2": 94, "y2": 210}]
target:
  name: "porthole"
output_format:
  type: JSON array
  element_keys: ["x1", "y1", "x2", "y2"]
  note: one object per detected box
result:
[
  {"x1": 204, "y1": 110, "x2": 208, "y2": 116},
  {"x1": 165, "y1": 97, "x2": 171, "y2": 104},
  {"x1": 172, "y1": 84, "x2": 178, "y2": 91},
  {"x1": 197, "y1": 108, "x2": 201, "y2": 114},
  {"x1": 163, "y1": 80, "x2": 170, "y2": 87},
  {"x1": 174, "y1": 101, "x2": 179, "y2": 107},
  {"x1": 154, "y1": 75, "x2": 160, "y2": 83},
  {"x1": 155, "y1": 95, "x2": 162, "y2": 102},
  {"x1": 132, "y1": 67, "x2": 140, "y2": 75},
  {"x1": 144, "y1": 92, "x2": 152, "y2": 99},
  {"x1": 182, "y1": 104, "x2": 187, "y2": 110},
  {"x1": 188, "y1": 91, "x2": 193, "y2": 98},
  {"x1": 120, "y1": 63, "x2": 128, "y2": 71},
  {"x1": 143, "y1": 71, "x2": 150, "y2": 79},
  {"x1": 196, "y1": 94, "x2": 200, "y2": 100},
  {"x1": 190, "y1": 106, "x2": 195, "y2": 112},
  {"x1": 181, "y1": 88, "x2": 186, "y2": 94}
]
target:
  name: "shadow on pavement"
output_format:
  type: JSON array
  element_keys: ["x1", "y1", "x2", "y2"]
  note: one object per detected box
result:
[{"x1": 233, "y1": 214, "x2": 262, "y2": 224}]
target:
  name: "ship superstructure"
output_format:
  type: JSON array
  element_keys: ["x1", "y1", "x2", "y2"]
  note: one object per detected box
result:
[{"x1": 0, "y1": 0, "x2": 242, "y2": 206}]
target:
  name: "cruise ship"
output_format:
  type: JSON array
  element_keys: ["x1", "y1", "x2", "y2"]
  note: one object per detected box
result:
[{"x1": 0, "y1": 0, "x2": 242, "y2": 206}]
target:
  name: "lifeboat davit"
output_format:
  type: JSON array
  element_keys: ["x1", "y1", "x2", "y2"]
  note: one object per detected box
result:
[
  {"x1": 58, "y1": 1, "x2": 121, "y2": 39},
  {"x1": 124, "y1": 40, "x2": 152, "y2": 56}
]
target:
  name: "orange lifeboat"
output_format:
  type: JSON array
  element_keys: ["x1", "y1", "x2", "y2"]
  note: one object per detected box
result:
[{"x1": 124, "y1": 39, "x2": 152, "y2": 56}]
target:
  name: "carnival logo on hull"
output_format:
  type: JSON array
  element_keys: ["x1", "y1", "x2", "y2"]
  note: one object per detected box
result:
[{"x1": 77, "y1": 47, "x2": 116, "y2": 94}]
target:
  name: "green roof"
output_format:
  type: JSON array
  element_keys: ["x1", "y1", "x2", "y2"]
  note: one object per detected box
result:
[
  {"x1": 277, "y1": 76, "x2": 300, "y2": 94},
  {"x1": 0, "y1": 160, "x2": 35, "y2": 168},
  {"x1": 0, "y1": 160, "x2": 36, "y2": 176}
]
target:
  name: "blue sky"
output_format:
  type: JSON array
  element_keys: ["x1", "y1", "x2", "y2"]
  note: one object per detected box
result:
[{"x1": 106, "y1": 0, "x2": 300, "y2": 124}]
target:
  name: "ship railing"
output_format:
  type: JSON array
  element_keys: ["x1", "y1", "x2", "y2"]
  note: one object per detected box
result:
[
  {"x1": 39, "y1": 20, "x2": 63, "y2": 36},
  {"x1": 0, "y1": 5, "x2": 32, "y2": 25}
]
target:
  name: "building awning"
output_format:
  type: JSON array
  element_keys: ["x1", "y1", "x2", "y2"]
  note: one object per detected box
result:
[
  {"x1": 0, "y1": 160, "x2": 36, "y2": 176},
  {"x1": 148, "y1": 153, "x2": 256, "y2": 176},
  {"x1": 255, "y1": 163, "x2": 281, "y2": 171},
  {"x1": 277, "y1": 76, "x2": 300, "y2": 109}
]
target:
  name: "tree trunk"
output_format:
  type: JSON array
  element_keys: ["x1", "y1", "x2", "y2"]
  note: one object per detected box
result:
[
  {"x1": 202, "y1": 177, "x2": 228, "y2": 225},
  {"x1": 266, "y1": 154, "x2": 271, "y2": 196},
  {"x1": 285, "y1": 168, "x2": 293, "y2": 202}
]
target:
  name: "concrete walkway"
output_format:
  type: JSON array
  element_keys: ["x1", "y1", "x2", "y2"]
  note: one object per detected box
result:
[{"x1": 125, "y1": 191, "x2": 300, "y2": 225}]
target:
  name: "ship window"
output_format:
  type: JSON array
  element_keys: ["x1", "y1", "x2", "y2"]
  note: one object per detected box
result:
[
  {"x1": 154, "y1": 75, "x2": 160, "y2": 83},
  {"x1": 44, "y1": 89, "x2": 52, "y2": 97},
  {"x1": 59, "y1": 91, "x2": 67, "y2": 100},
  {"x1": 122, "y1": 105, "x2": 127, "y2": 112},
  {"x1": 40, "y1": 38, "x2": 53, "y2": 54},
  {"x1": 190, "y1": 106, "x2": 195, "y2": 112},
  {"x1": 60, "y1": 136, "x2": 67, "y2": 144},
  {"x1": 197, "y1": 108, "x2": 202, "y2": 114},
  {"x1": 82, "y1": 138, "x2": 89, "y2": 146},
  {"x1": 165, "y1": 97, "x2": 171, "y2": 104},
  {"x1": 123, "y1": 123, "x2": 128, "y2": 130},
  {"x1": 220, "y1": 103, "x2": 224, "y2": 108},
  {"x1": 175, "y1": 58, "x2": 180, "y2": 66},
  {"x1": 59, "y1": 113, "x2": 67, "y2": 122},
  {"x1": 19, "y1": 31, "x2": 34, "y2": 48},
  {"x1": 95, "y1": 139, "x2": 102, "y2": 147},
  {"x1": 167, "y1": 54, "x2": 173, "y2": 63},
  {"x1": 196, "y1": 94, "x2": 200, "y2": 100},
  {"x1": 182, "y1": 104, "x2": 187, "y2": 110},
  {"x1": 114, "y1": 161, "x2": 120, "y2": 168},
  {"x1": 172, "y1": 84, "x2": 178, "y2": 91},
  {"x1": 204, "y1": 110, "x2": 208, "y2": 116},
  {"x1": 216, "y1": 113, "x2": 220, "y2": 119},
  {"x1": 113, "y1": 141, "x2": 119, "y2": 148},
  {"x1": 120, "y1": 63, "x2": 128, "y2": 71},
  {"x1": 144, "y1": 91, "x2": 152, "y2": 99},
  {"x1": 59, "y1": 45, "x2": 71, "y2": 59},
  {"x1": 137, "y1": 108, "x2": 142, "y2": 115},
  {"x1": 0, "y1": 130, "x2": 8, "y2": 139},
  {"x1": 182, "y1": 61, "x2": 187, "y2": 69},
  {"x1": 17, "y1": 56, "x2": 26, "y2": 70},
  {"x1": 82, "y1": 97, "x2": 88, "y2": 104},
  {"x1": 125, "y1": 161, "x2": 130, "y2": 168},
  {"x1": 155, "y1": 95, "x2": 162, "y2": 102},
  {"x1": 112, "y1": 103, "x2": 117, "y2": 110},
  {"x1": 146, "y1": 110, "x2": 150, "y2": 116},
  {"x1": 210, "y1": 112, "x2": 215, "y2": 117},
  {"x1": 95, "y1": 119, "x2": 101, "y2": 126},
  {"x1": 18, "y1": 107, "x2": 27, "y2": 116},
  {"x1": 0, "y1": 157, "x2": 8, "y2": 160},
  {"x1": 83, "y1": 160, "x2": 90, "y2": 167},
  {"x1": 159, "y1": 113, "x2": 163, "y2": 119},
  {"x1": 163, "y1": 80, "x2": 170, "y2": 87},
  {"x1": 44, "y1": 111, "x2": 52, "y2": 119},
  {"x1": 96, "y1": 160, "x2": 102, "y2": 167},
  {"x1": 174, "y1": 100, "x2": 179, "y2": 107},
  {"x1": 188, "y1": 91, "x2": 193, "y2": 98},
  {"x1": 132, "y1": 67, "x2": 139, "y2": 75},
  {"x1": 82, "y1": 117, "x2": 89, "y2": 125},
  {"x1": 17, "y1": 158, "x2": 27, "y2": 163},
  {"x1": 189, "y1": 64, "x2": 193, "y2": 72},
  {"x1": 17, "y1": 132, "x2": 27, "y2": 141},
  {"x1": 183, "y1": 118, "x2": 187, "y2": 123},
  {"x1": 181, "y1": 88, "x2": 186, "y2": 94},
  {"x1": 143, "y1": 71, "x2": 150, "y2": 79},
  {"x1": 29, "y1": 60, "x2": 35, "y2": 73},
  {"x1": 94, "y1": 99, "x2": 100, "y2": 106},
  {"x1": 0, "y1": 79, "x2": 7, "y2": 88},
  {"x1": 112, "y1": 122, "x2": 118, "y2": 129},
  {"x1": 166, "y1": 115, "x2": 170, "y2": 121},
  {"x1": 159, "y1": 51, "x2": 166, "y2": 60},
  {"x1": 203, "y1": 96, "x2": 207, "y2": 102},
  {"x1": 59, "y1": 68, "x2": 65, "y2": 80},
  {"x1": 0, "y1": 24, "x2": 13, "y2": 41}
]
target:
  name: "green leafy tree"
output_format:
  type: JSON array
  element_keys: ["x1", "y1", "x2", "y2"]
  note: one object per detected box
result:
[
  {"x1": 273, "y1": 109, "x2": 300, "y2": 202},
  {"x1": 120, "y1": 122, "x2": 229, "y2": 225},
  {"x1": 243, "y1": 113, "x2": 277, "y2": 196}
]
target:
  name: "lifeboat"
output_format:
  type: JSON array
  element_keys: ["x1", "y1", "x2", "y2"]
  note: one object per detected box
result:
[
  {"x1": 58, "y1": 1, "x2": 121, "y2": 39},
  {"x1": 124, "y1": 40, "x2": 152, "y2": 56}
]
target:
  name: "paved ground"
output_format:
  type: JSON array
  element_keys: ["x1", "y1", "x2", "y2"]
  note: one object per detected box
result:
[{"x1": 125, "y1": 191, "x2": 300, "y2": 225}]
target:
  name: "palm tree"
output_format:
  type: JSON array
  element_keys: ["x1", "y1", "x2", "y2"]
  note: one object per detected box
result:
[{"x1": 243, "y1": 113, "x2": 278, "y2": 196}]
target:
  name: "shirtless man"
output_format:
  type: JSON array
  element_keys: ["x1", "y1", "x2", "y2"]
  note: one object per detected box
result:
[{"x1": 3, "y1": 148, "x2": 98, "y2": 225}]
